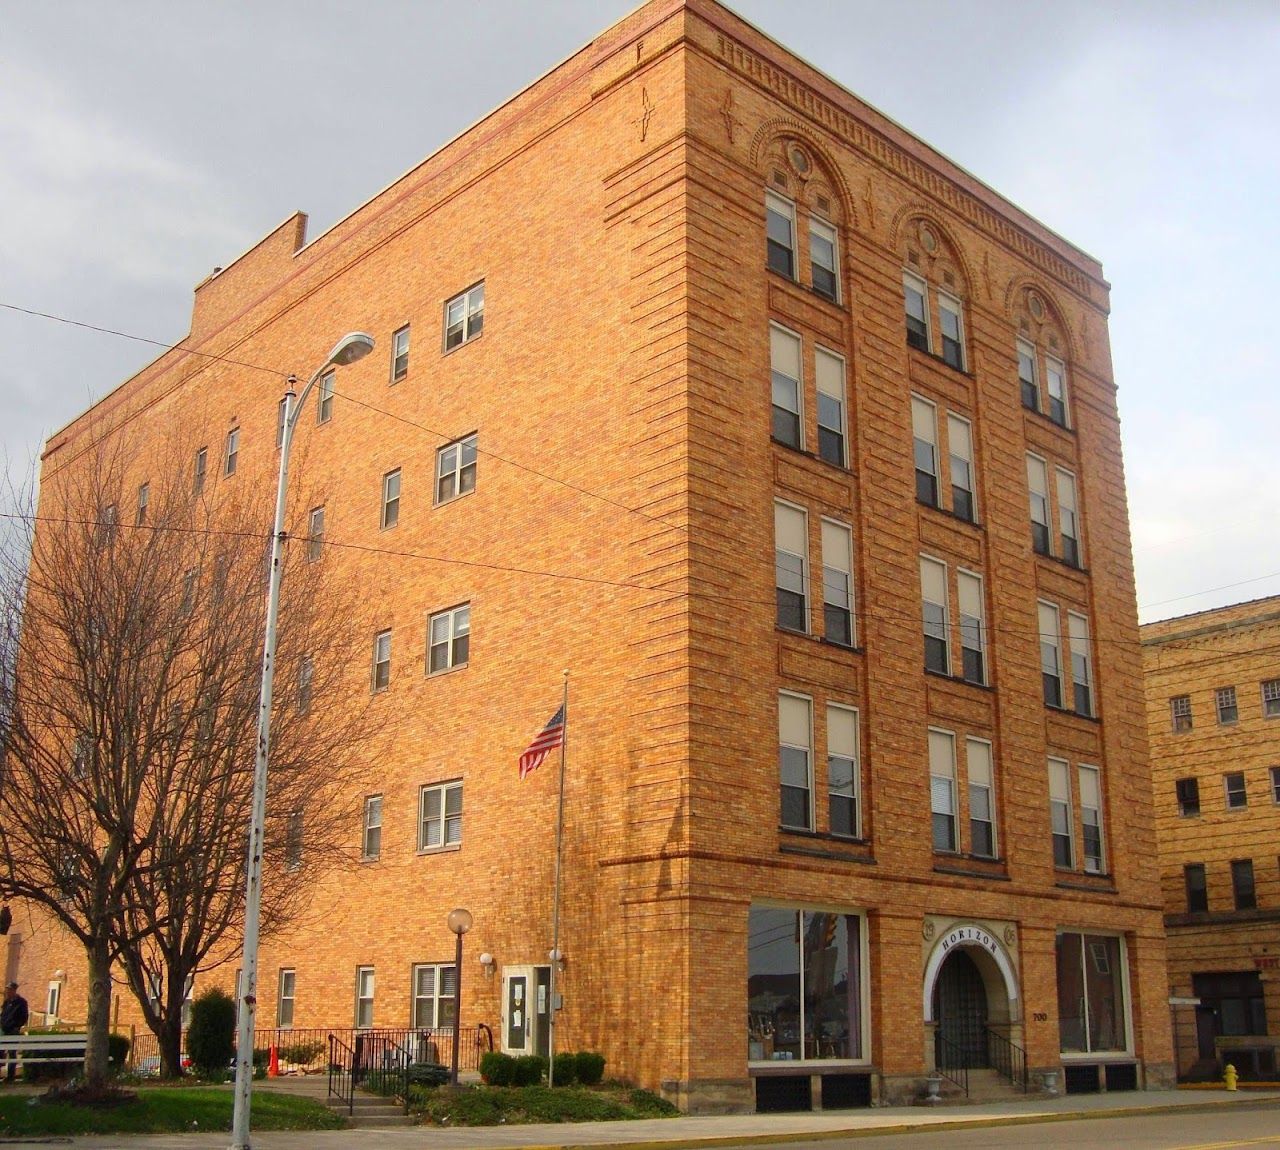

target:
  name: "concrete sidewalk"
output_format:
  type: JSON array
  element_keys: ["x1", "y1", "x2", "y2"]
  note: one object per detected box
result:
[{"x1": 40, "y1": 1086, "x2": 1280, "y2": 1150}]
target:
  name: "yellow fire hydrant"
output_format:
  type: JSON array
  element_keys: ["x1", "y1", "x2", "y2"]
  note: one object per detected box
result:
[{"x1": 1224, "y1": 1062, "x2": 1238, "y2": 1091}]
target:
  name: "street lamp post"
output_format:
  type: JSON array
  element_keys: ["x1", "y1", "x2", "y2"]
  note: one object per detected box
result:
[
  {"x1": 230, "y1": 332, "x2": 374, "y2": 1150},
  {"x1": 447, "y1": 908, "x2": 473, "y2": 1087}
]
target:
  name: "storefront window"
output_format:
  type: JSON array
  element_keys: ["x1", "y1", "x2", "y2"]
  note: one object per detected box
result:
[
  {"x1": 1056, "y1": 931, "x2": 1127, "y2": 1054},
  {"x1": 747, "y1": 906, "x2": 863, "y2": 1063}
]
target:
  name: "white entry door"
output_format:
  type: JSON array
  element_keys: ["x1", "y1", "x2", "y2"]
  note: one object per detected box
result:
[{"x1": 502, "y1": 966, "x2": 533, "y2": 1054}]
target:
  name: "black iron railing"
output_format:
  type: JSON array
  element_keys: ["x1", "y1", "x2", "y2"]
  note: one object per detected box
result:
[
  {"x1": 933, "y1": 1031, "x2": 969, "y2": 1097},
  {"x1": 328, "y1": 1033, "x2": 357, "y2": 1116},
  {"x1": 985, "y1": 1026, "x2": 1029, "y2": 1091}
]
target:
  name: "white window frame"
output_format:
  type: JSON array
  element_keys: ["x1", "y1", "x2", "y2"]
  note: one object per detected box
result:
[
  {"x1": 947, "y1": 413, "x2": 975, "y2": 522},
  {"x1": 809, "y1": 215, "x2": 839, "y2": 302},
  {"x1": 362, "y1": 794, "x2": 382, "y2": 860},
  {"x1": 1045, "y1": 354, "x2": 1069, "y2": 427},
  {"x1": 194, "y1": 446, "x2": 208, "y2": 493},
  {"x1": 355, "y1": 966, "x2": 375, "y2": 1029},
  {"x1": 815, "y1": 347, "x2": 847, "y2": 467},
  {"x1": 967, "y1": 738, "x2": 996, "y2": 859},
  {"x1": 911, "y1": 395, "x2": 939, "y2": 508},
  {"x1": 45, "y1": 981, "x2": 60, "y2": 1023},
  {"x1": 778, "y1": 691, "x2": 814, "y2": 832},
  {"x1": 904, "y1": 270, "x2": 931, "y2": 352},
  {"x1": 307, "y1": 505, "x2": 325, "y2": 562},
  {"x1": 412, "y1": 963, "x2": 458, "y2": 1030},
  {"x1": 1068, "y1": 611, "x2": 1093, "y2": 717},
  {"x1": 1271, "y1": 766, "x2": 1280, "y2": 805},
  {"x1": 957, "y1": 569, "x2": 986, "y2": 686},
  {"x1": 1027, "y1": 453, "x2": 1051, "y2": 556},
  {"x1": 224, "y1": 427, "x2": 239, "y2": 477},
  {"x1": 765, "y1": 191, "x2": 796, "y2": 280},
  {"x1": 317, "y1": 369, "x2": 334, "y2": 424},
  {"x1": 1263, "y1": 679, "x2": 1280, "y2": 718},
  {"x1": 444, "y1": 282, "x2": 484, "y2": 350},
  {"x1": 774, "y1": 500, "x2": 809, "y2": 634},
  {"x1": 419, "y1": 780, "x2": 463, "y2": 850},
  {"x1": 1055, "y1": 929, "x2": 1134, "y2": 1059},
  {"x1": 1056, "y1": 467, "x2": 1082, "y2": 566},
  {"x1": 821, "y1": 518, "x2": 855, "y2": 647},
  {"x1": 435, "y1": 433, "x2": 478, "y2": 505},
  {"x1": 1039, "y1": 600, "x2": 1063, "y2": 709},
  {"x1": 136, "y1": 482, "x2": 149, "y2": 525},
  {"x1": 372, "y1": 629, "x2": 391, "y2": 693},
  {"x1": 769, "y1": 323, "x2": 804, "y2": 450},
  {"x1": 1216, "y1": 686, "x2": 1239, "y2": 724},
  {"x1": 277, "y1": 968, "x2": 296, "y2": 1028},
  {"x1": 827, "y1": 703, "x2": 860, "y2": 839},
  {"x1": 929, "y1": 727, "x2": 958, "y2": 853},
  {"x1": 1049, "y1": 757, "x2": 1074, "y2": 868},
  {"x1": 380, "y1": 468, "x2": 401, "y2": 529},
  {"x1": 1224, "y1": 771, "x2": 1248, "y2": 810},
  {"x1": 938, "y1": 291, "x2": 965, "y2": 371},
  {"x1": 391, "y1": 324, "x2": 410, "y2": 382},
  {"x1": 428, "y1": 603, "x2": 471, "y2": 674},
  {"x1": 920, "y1": 555, "x2": 949, "y2": 676},
  {"x1": 1017, "y1": 338, "x2": 1039, "y2": 412},
  {"x1": 1171, "y1": 694, "x2": 1193, "y2": 732},
  {"x1": 1079, "y1": 764, "x2": 1104, "y2": 873}
]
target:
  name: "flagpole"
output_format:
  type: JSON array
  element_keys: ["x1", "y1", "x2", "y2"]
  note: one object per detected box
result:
[{"x1": 547, "y1": 669, "x2": 569, "y2": 1088}]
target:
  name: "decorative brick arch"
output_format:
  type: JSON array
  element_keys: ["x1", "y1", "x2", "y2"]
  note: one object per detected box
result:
[
  {"x1": 922, "y1": 922, "x2": 1020, "y2": 1023},
  {"x1": 890, "y1": 206, "x2": 977, "y2": 301},
  {"x1": 1004, "y1": 276, "x2": 1080, "y2": 362},
  {"x1": 748, "y1": 117, "x2": 858, "y2": 231}
]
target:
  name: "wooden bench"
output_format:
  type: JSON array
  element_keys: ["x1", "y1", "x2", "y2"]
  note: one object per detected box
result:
[{"x1": 1, "y1": 1032, "x2": 88, "y2": 1069}]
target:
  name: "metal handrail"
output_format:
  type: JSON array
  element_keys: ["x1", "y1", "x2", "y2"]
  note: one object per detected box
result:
[
  {"x1": 328, "y1": 1033, "x2": 356, "y2": 1116},
  {"x1": 985, "y1": 1026, "x2": 1029, "y2": 1091},
  {"x1": 933, "y1": 1031, "x2": 969, "y2": 1097}
]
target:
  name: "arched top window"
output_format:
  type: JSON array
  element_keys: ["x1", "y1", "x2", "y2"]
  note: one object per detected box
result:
[
  {"x1": 900, "y1": 217, "x2": 969, "y2": 373},
  {"x1": 762, "y1": 137, "x2": 845, "y2": 305},
  {"x1": 1012, "y1": 285, "x2": 1072, "y2": 428}
]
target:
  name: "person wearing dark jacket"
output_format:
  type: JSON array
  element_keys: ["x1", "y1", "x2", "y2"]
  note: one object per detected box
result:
[{"x1": 1, "y1": 983, "x2": 28, "y2": 1083}]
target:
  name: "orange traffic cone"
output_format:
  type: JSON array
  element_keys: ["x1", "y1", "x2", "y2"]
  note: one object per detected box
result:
[{"x1": 268, "y1": 1045, "x2": 280, "y2": 1077}]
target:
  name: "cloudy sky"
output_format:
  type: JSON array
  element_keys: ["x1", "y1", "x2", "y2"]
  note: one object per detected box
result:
[{"x1": 2, "y1": 0, "x2": 1276, "y2": 623}]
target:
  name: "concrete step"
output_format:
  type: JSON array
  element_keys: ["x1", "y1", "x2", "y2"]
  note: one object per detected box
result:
[{"x1": 325, "y1": 1092, "x2": 415, "y2": 1128}]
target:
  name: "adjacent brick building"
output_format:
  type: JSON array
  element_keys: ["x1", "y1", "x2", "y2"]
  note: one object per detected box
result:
[
  {"x1": 11, "y1": 0, "x2": 1172, "y2": 1110},
  {"x1": 1142, "y1": 596, "x2": 1280, "y2": 1082}
]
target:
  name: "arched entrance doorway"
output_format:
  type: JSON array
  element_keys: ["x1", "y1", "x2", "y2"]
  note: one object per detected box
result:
[{"x1": 934, "y1": 949, "x2": 989, "y2": 1067}]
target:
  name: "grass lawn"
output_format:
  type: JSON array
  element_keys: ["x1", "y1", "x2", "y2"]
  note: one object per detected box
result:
[{"x1": 0, "y1": 1087, "x2": 344, "y2": 1136}]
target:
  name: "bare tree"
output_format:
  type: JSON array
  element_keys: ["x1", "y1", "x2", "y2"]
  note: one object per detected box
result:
[{"x1": 0, "y1": 436, "x2": 372, "y2": 1082}]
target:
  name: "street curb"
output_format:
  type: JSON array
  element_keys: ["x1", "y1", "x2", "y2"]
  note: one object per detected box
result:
[{"x1": 484, "y1": 1094, "x2": 1280, "y2": 1150}]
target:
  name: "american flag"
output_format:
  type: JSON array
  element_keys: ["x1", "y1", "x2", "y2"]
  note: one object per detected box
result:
[{"x1": 518, "y1": 705, "x2": 566, "y2": 779}]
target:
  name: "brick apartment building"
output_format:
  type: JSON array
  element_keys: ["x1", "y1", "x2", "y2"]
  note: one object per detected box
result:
[
  {"x1": 1142, "y1": 597, "x2": 1280, "y2": 1082},
  {"x1": 10, "y1": 0, "x2": 1172, "y2": 1110}
]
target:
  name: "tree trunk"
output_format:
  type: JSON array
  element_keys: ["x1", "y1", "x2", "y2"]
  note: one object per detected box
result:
[
  {"x1": 83, "y1": 937, "x2": 113, "y2": 1087},
  {"x1": 159, "y1": 977, "x2": 185, "y2": 1079}
]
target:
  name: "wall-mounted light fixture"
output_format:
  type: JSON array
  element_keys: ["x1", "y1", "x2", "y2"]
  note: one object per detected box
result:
[
  {"x1": 549, "y1": 947, "x2": 565, "y2": 974},
  {"x1": 478, "y1": 952, "x2": 495, "y2": 977}
]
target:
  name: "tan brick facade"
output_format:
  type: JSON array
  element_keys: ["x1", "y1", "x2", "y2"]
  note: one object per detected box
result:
[
  {"x1": 12, "y1": 0, "x2": 1170, "y2": 1110},
  {"x1": 1142, "y1": 596, "x2": 1280, "y2": 1081}
]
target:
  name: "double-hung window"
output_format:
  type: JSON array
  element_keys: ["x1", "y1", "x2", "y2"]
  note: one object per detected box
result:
[
  {"x1": 957, "y1": 570, "x2": 986, "y2": 686},
  {"x1": 1027, "y1": 454, "x2": 1051, "y2": 556},
  {"x1": 1068, "y1": 612, "x2": 1093, "y2": 717},
  {"x1": 444, "y1": 283, "x2": 484, "y2": 350},
  {"x1": 920, "y1": 557, "x2": 949, "y2": 675},
  {"x1": 775, "y1": 501, "x2": 808, "y2": 633},
  {"x1": 1045, "y1": 355, "x2": 1069, "y2": 426},
  {"x1": 1263, "y1": 679, "x2": 1280, "y2": 718},
  {"x1": 765, "y1": 192, "x2": 796, "y2": 278},
  {"x1": 1039, "y1": 602, "x2": 1062, "y2": 707},
  {"x1": 821, "y1": 519, "x2": 854, "y2": 646},
  {"x1": 1079, "y1": 764, "x2": 1104, "y2": 873},
  {"x1": 1176, "y1": 776, "x2": 1200, "y2": 817},
  {"x1": 1216, "y1": 686, "x2": 1239, "y2": 724},
  {"x1": 317, "y1": 370, "x2": 334, "y2": 423},
  {"x1": 1056, "y1": 468, "x2": 1082, "y2": 566},
  {"x1": 1225, "y1": 771, "x2": 1248, "y2": 810},
  {"x1": 436, "y1": 434, "x2": 477, "y2": 504},
  {"x1": 810, "y1": 216, "x2": 839, "y2": 301},
  {"x1": 277, "y1": 969, "x2": 296, "y2": 1028},
  {"x1": 355, "y1": 967, "x2": 375, "y2": 1028},
  {"x1": 381, "y1": 469, "x2": 401, "y2": 529},
  {"x1": 903, "y1": 271, "x2": 930, "y2": 352},
  {"x1": 224, "y1": 427, "x2": 240, "y2": 477},
  {"x1": 778, "y1": 692, "x2": 813, "y2": 831},
  {"x1": 815, "y1": 348, "x2": 847, "y2": 466},
  {"x1": 412, "y1": 963, "x2": 458, "y2": 1029},
  {"x1": 307, "y1": 506, "x2": 325, "y2": 562},
  {"x1": 1171, "y1": 695, "x2": 1192, "y2": 732},
  {"x1": 1018, "y1": 339, "x2": 1039, "y2": 411},
  {"x1": 968, "y1": 738, "x2": 996, "y2": 858},
  {"x1": 372, "y1": 630, "x2": 391, "y2": 692},
  {"x1": 1184, "y1": 864, "x2": 1208, "y2": 912},
  {"x1": 929, "y1": 728, "x2": 957, "y2": 852},
  {"x1": 391, "y1": 325, "x2": 410, "y2": 382},
  {"x1": 1270, "y1": 766, "x2": 1280, "y2": 804},
  {"x1": 362, "y1": 795, "x2": 382, "y2": 859},
  {"x1": 1049, "y1": 757, "x2": 1074, "y2": 867},
  {"x1": 827, "y1": 704, "x2": 859, "y2": 838},
  {"x1": 194, "y1": 446, "x2": 208, "y2": 493},
  {"x1": 938, "y1": 292, "x2": 965, "y2": 370},
  {"x1": 912, "y1": 396, "x2": 939, "y2": 507},
  {"x1": 420, "y1": 780, "x2": 462, "y2": 849},
  {"x1": 770, "y1": 325, "x2": 803, "y2": 449},
  {"x1": 1232, "y1": 859, "x2": 1257, "y2": 910},
  {"x1": 428, "y1": 604, "x2": 470, "y2": 673},
  {"x1": 948, "y1": 415, "x2": 975, "y2": 522},
  {"x1": 136, "y1": 482, "x2": 149, "y2": 525}
]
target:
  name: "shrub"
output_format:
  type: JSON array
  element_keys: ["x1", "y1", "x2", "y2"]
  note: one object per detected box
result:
[
  {"x1": 107, "y1": 1032, "x2": 131, "y2": 1072},
  {"x1": 187, "y1": 988, "x2": 236, "y2": 1076},
  {"x1": 549, "y1": 1051, "x2": 577, "y2": 1086},
  {"x1": 279, "y1": 1040, "x2": 324, "y2": 1066},
  {"x1": 407, "y1": 1061, "x2": 449, "y2": 1087},
  {"x1": 479, "y1": 1051, "x2": 515, "y2": 1086},
  {"x1": 512, "y1": 1054, "x2": 545, "y2": 1086},
  {"x1": 576, "y1": 1052, "x2": 606, "y2": 1086},
  {"x1": 629, "y1": 1087, "x2": 678, "y2": 1116}
]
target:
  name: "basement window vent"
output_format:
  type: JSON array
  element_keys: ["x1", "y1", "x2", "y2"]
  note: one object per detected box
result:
[
  {"x1": 815, "y1": 195, "x2": 830, "y2": 213},
  {"x1": 772, "y1": 169, "x2": 789, "y2": 189},
  {"x1": 907, "y1": 249, "x2": 919, "y2": 265},
  {"x1": 943, "y1": 270, "x2": 955, "y2": 287}
]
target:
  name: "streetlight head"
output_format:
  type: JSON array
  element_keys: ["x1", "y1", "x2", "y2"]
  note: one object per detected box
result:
[
  {"x1": 447, "y1": 907, "x2": 473, "y2": 936},
  {"x1": 326, "y1": 331, "x2": 375, "y2": 367}
]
